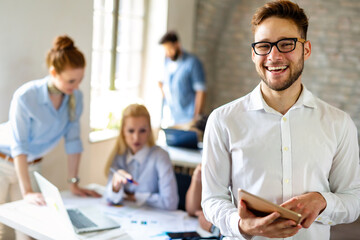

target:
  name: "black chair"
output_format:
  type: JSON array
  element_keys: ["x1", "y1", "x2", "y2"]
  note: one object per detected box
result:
[{"x1": 175, "y1": 172, "x2": 192, "y2": 211}]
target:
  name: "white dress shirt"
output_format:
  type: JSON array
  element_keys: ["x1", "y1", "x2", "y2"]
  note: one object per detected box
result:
[{"x1": 201, "y1": 84, "x2": 360, "y2": 240}]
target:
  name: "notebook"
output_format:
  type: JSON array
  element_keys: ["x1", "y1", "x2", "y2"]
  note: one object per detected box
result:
[
  {"x1": 163, "y1": 128, "x2": 199, "y2": 149},
  {"x1": 34, "y1": 171, "x2": 120, "y2": 234}
]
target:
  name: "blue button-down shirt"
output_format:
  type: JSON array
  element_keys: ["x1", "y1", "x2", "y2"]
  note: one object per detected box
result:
[
  {"x1": 162, "y1": 50, "x2": 206, "y2": 125},
  {"x1": 0, "y1": 76, "x2": 83, "y2": 162}
]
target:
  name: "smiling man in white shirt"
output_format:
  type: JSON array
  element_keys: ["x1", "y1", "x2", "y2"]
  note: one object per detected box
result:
[{"x1": 201, "y1": 0, "x2": 360, "y2": 239}]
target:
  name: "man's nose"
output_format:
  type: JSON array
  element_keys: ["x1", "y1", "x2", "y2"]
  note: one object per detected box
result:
[{"x1": 267, "y1": 45, "x2": 283, "y2": 60}]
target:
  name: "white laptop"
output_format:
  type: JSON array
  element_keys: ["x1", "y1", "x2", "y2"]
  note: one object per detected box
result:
[{"x1": 34, "y1": 171, "x2": 120, "y2": 234}]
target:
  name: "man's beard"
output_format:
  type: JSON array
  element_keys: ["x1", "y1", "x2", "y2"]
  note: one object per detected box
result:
[
  {"x1": 170, "y1": 48, "x2": 180, "y2": 61},
  {"x1": 259, "y1": 55, "x2": 304, "y2": 92}
]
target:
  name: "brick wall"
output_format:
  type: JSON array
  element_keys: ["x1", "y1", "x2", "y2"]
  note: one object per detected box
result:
[{"x1": 194, "y1": 0, "x2": 360, "y2": 138}]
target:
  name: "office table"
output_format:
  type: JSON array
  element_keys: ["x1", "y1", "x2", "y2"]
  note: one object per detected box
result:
[{"x1": 0, "y1": 184, "x2": 210, "y2": 240}]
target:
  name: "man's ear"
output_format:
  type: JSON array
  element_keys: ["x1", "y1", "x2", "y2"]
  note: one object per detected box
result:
[
  {"x1": 251, "y1": 48, "x2": 256, "y2": 63},
  {"x1": 304, "y1": 40, "x2": 311, "y2": 61}
]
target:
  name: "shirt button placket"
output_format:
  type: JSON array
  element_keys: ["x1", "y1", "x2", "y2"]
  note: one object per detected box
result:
[{"x1": 281, "y1": 114, "x2": 292, "y2": 202}]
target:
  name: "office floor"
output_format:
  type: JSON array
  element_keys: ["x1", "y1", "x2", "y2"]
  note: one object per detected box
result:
[
  {"x1": 2, "y1": 218, "x2": 360, "y2": 239},
  {"x1": 3, "y1": 225, "x2": 14, "y2": 239}
]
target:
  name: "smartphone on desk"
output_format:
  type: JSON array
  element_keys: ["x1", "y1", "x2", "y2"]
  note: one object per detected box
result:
[{"x1": 166, "y1": 231, "x2": 200, "y2": 239}]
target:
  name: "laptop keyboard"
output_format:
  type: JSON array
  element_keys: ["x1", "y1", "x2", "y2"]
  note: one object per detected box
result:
[{"x1": 67, "y1": 209, "x2": 98, "y2": 229}]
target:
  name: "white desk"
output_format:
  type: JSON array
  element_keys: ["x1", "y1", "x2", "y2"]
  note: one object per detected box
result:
[{"x1": 0, "y1": 185, "x2": 210, "y2": 240}]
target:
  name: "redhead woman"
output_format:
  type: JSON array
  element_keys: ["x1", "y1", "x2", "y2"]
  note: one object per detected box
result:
[
  {"x1": 0, "y1": 35, "x2": 100, "y2": 219},
  {"x1": 104, "y1": 104, "x2": 179, "y2": 210}
]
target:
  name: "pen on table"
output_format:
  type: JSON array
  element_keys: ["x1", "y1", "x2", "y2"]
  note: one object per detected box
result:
[{"x1": 110, "y1": 168, "x2": 139, "y2": 185}]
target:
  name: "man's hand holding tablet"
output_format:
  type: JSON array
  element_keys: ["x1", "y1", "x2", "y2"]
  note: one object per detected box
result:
[
  {"x1": 238, "y1": 189, "x2": 302, "y2": 223},
  {"x1": 237, "y1": 189, "x2": 303, "y2": 238}
]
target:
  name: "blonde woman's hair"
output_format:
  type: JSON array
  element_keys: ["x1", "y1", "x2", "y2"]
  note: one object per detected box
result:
[{"x1": 104, "y1": 104, "x2": 155, "y2": 176}]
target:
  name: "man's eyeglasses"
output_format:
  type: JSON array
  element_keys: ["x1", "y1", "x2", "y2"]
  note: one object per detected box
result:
[{"x1": 251, "y1": 38, "x2": 306, "y2": 56}]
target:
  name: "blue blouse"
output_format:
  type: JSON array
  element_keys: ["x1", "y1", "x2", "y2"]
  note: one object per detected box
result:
[
  {"x1": 0, "y1": 76, "x2": 83, "y2": 162},
  {"x1": 106, "y1": 146, "x2": 179, "y2": 210}
]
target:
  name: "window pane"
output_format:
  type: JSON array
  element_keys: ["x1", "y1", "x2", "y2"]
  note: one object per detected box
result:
[
  {"x1": 91, "y1": 0, "x2": 146, "y2": 132},
  {"x1": 114, "y1": 52, "x2": 130, "y2": 88},
  {"x1": 117, "y1": 18, "x2": 143, "y2": 51},
  {"x1": 129, "y1": 53, "x2": 142, "y2": 86}
]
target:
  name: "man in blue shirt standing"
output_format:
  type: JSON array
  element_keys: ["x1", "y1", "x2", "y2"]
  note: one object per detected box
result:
[{"x1": 159, "y1": 31, "x2": 206, "y2": 127}]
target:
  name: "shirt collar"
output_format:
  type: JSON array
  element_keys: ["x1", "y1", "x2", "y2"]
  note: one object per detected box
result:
[
  {"x1": 39, "y1": 76, "x2": 69, "y2": 106},
  {"x1": 247, "y1": 83, "x2": 317, "y2": 112},
  {"x1": 293, "y1": 85, "x2": 317, "y2": 109},
  {"x1": 126, "y1": 145, "x2": 150, "y2": 165},
  {"x1": 39, "y1": 76, "x2": 51, "y2": 105}
]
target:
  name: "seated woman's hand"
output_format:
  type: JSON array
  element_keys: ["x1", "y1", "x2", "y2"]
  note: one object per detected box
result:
[
  {"x1": 124, "y1": 191, "x2": 136, "y2": 202},
  {"x1": 112, "y1": 169, "x2": 133, "y2": 192}
]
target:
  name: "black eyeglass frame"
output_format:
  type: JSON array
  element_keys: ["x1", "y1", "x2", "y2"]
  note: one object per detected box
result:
[{"x1": 251, "y1": 38, "x2": 306, "y2": 56}]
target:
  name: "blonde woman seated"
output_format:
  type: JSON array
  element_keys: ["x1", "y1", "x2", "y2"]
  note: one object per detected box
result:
[{"x1": 104, "y1": 104, "x2": 179, "y2": 210}]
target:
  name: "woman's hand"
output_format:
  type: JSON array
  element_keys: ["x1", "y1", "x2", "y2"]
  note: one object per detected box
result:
[
  {"x1": 69, "y1": 184, "x2": 102, "y2": 198},
  {"x1": 124, "y1": 191, "x2": 136, "y2": 202},
  {"x1": 112, "y1": 169, "x2": 133, "y2": 192},
  {"x1": 24, "y1": 192, "x2": 46, "y2": 205}
]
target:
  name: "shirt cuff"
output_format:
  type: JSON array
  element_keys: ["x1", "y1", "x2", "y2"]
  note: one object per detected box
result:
[
  {"x1": 134, "y1": 192, "x2": 151, "y2": 207},
  {"x1": 65, "y1": 139, "x2": 83, "y2": 154},
  {"x1": 193, "y1": 82, "x2": 206, "y2": 91},
  {"x1": 11, "y1": 145, "x2": 28, "y2": 158},
  {"x1": 230, "y1": 212, "x2": 253, "y2": 240},
  {"x1": 106, "y1": 182, "x2": 124, "y2": 204},
  {"x1": 315, "y1": 192, "x2": 336, "y2": 226}
]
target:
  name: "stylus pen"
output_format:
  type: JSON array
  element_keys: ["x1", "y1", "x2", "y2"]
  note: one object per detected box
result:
[{"x1": 110, "y1": 168, "x2": 139, "y2": 185}]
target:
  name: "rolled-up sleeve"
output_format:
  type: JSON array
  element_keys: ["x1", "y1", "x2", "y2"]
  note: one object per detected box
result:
[
  {"x1": 9, "y1": 93, "x2": 31, "y2": 157},
  {"x1": 191, "y1": 58, "x2": 206, "y2": 92}
]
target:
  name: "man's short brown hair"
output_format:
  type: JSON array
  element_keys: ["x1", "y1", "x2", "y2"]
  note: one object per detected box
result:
[
  {"x1": 159, "y1": 31, "x2": 179, "y2": 44},
  {"x1": 251, "y1": 0, "x2": 309, "y2": 39}
]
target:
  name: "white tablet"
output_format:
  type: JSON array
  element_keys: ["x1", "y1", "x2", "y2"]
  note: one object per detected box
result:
[{"x1": 238, "y1": 188, "x2": 302, "y2": 224}]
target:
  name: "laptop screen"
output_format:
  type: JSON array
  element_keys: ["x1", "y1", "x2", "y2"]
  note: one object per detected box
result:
[{"x1": 163, "y1": 128, "x2": 199, "y2": 149}]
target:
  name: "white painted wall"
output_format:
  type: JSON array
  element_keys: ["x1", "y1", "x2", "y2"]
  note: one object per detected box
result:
[
  {"x1": 0, "y1": 0, "x2": 95, "y2": 190},
  {"x1": 142, "y1": 0, "x2": 168, "y2": 128},
  {"x1": 167, "y1": 0, "x2": 196, "y2": 51}
]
